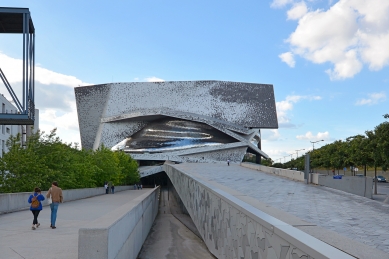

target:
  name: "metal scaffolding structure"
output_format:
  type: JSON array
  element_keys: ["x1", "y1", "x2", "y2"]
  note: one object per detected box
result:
[{"x1": 0, "y1": 7, "x2": 35, "y2": 125}]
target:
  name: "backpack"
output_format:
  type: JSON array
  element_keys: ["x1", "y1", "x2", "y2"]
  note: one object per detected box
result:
[{"x1": 31, "y1": 195, "x2": 40, "y2": 208}]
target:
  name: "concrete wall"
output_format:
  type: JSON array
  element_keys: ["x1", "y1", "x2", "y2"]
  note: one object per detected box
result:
[
  {"x1": 318, "y1": 175, "x2": 373, "y2": 198},
  {"x1": 78, "y1": 187, "x2": 159, "y2": 259},
  {"x1": 311, "y1": 173, "x2": 322, "y2": 184},
  {"x1": 241, "y1": 162, "x2": 305, "y2": 182},
  {"x1": 164, "y1": 164, "x2": 353, "y2": 259},
  {"x1": 0, "y1": 186, "x2": 132, "y2": 214}
]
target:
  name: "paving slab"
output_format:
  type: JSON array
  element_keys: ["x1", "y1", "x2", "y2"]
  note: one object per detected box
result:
[
  {"x1": 173, "y1": 163, "x2": 389, "y2": 259},
  {"x1": 0, "y1": 189, "x2": 150, "y2": 259}
]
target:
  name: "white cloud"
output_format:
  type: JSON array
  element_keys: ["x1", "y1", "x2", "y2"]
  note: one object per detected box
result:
[
  {"x1": 359, "y1": 32, "x2": 389, "y2": 71},
  {"x1": 355, "y1": 92, "x2": 386, "y2": 106},
  {"x1": 276, "y1": 95, "x2": 321, "y2": 127},
  {"x1": 279, "y1": 0, "x2": 389, "y2": 79},
  {"x1": 296, "y1": 131, "x2": 330, "y2": 141},
  {"x1": 145, "y1": 76, "x2": 165, "y2": 82},
  {"x1": 279, "y1": 52, "x2": 296, "y2": 67},
  {"x1": 0, "y1": 52, "x2": 83, "y2": 145},
  {"x1": 262, "y1": 129, "x2": 281, "y2": 141},
  {"x1": 265, "y1": 149, "x2": 288, "y2": 159},
  {"x1": 39, "y1": 105, "x2": 80, "y2": 145},
  {"x1": 271, "y1": 0, "x2": 294, "y2": 8},
  {"x1": 287, "y1": 1, "x2": 308, "y2": 20},
  {"x1": 0, "y1": 52, "x2": 90, "y2": 87}
]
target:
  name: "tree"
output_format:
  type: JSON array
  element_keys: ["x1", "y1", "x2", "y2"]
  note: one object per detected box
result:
[
  {"x1": 92, "y1": 145, "x2": 122, "y2": 187},
  {"x1": 114, "y1": 151, "x2": 139, "y2": 185},
  {"x1": 346, "y1": 135, "x2": 371, "y2": 176},
  {"x1": 0, "y1": 133, "x2": 49, "y2": 192},
  {"x1": 0, "y1": 129, "x2": 139, "y2": 193},
  {"x1": 373, "y1": 122, "x2": 389, "y2": 171},
  {"x1": 261, "y1": 158, "x2": 273, "y2": 166}
]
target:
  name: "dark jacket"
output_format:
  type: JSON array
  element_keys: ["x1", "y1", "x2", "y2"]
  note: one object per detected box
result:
[{"x1": 28, "y1": 192, "x2": 45, "y2": 211}]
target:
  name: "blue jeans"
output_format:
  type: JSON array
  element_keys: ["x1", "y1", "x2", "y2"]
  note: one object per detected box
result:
[{"x1": 50, "y1": 202, "x2": 59, "y2": 226}]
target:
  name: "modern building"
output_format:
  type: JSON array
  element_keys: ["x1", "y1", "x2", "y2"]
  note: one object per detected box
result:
[
  {"x1": 0, "y1": 94, "x2": 39, "y2": 157},
  {"x1": 75, "y1": 81, "x2": 278, "y2": 163}
]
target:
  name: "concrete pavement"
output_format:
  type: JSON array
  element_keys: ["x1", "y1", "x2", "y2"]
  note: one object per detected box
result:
[
  {"x1": 0, "y1": 189, "x2": 150, "y2": 259},
  {"x1": 174, "y1": 163, "x2": 389, "y2": 259}
]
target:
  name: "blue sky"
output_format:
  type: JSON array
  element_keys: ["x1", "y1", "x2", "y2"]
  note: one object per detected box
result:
[{"x1": 0, "y1": 0, "x2": 388, "y2": 162}]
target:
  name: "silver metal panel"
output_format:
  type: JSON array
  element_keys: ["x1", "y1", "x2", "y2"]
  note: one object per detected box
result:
[
  {"x1": 75, "y1": 80, "x2": 278, "y2": 162},
  {"x1": 103, "y1": 81, "x2": 277, "y2": 128}
]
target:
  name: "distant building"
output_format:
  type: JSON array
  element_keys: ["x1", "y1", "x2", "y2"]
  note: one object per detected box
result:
[
  {"x1": 75, "y1": 81, "x2": 278, "y2": 163},
  {"x1": 0, "y1": 94, "x2": 39, "y2": 157}
]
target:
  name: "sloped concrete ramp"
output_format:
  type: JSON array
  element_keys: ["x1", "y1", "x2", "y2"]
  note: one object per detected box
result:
[
  {"x1": 165, "y1": 163, "x2": 389, "y2": 259},
  {"x1": 0, "y1": 189, "x2": 151, "y2": 259}
]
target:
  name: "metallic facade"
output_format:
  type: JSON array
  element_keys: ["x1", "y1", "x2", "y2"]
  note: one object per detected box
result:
[{"x1": 75, "y1": 81, "x2": 278, "y2": 163}]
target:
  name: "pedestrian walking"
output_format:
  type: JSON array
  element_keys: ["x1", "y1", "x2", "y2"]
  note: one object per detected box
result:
[
  {"x1": 28, "y1": 187, "x2": 45, "y2": 230},
  {"x1": 111, "y1": 184, "x2": 115, "y2": 194},
  {"x1": 104, "y1": 183, "x2": 108, "y2": 194},
  {"x1": 46, "y1": 181, "x2": 63, "y2": 229},
  {"x1": 227, "y1": 159, "x2": 230, "y2": 166},
  {"x1": 140, "y1": 184, "x2": 143, "y2": 190}
]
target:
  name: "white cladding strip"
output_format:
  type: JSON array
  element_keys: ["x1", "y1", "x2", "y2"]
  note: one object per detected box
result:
[
  {"x1": 167, "y1": 142, "x2": 247, "y2": 156},
  {"x1": 130, "y1": 143, "x2": 248, "y2": 164},
  {"x1": 213, "y1": 127, "x2": 268, "y2": 159}
]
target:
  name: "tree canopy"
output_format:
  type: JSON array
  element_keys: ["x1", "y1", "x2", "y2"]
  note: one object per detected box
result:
[
  {"x1": 269, "y1": 117, "x2": 389, "y2": 173},
  {"x1": 0, "y1": 129, "x2": 139, "y2": 193}
]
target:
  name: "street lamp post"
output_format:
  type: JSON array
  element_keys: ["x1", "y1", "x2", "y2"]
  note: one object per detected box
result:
[
  {"x1": 310, "y1": 140, "x2": 324, "y2": 152},
  {"x1": 295, "y1": 149, "x2": 305, "y2": 158},
  {"x1": 283, "y1": 156, "x2": 288, "y2": 163},
  {"x1": 310, "y1": 140, "x2": 324, "y2": 173}
]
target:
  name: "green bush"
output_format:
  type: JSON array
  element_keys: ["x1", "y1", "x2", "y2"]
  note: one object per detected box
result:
[{"x1": 0, "y1": 129, "x2": 139, "y2": 193}]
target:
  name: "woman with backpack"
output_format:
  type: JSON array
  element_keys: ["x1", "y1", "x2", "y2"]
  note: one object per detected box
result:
[{"x1": 28, "y1": 187, "x2": 45, "y2": 230}]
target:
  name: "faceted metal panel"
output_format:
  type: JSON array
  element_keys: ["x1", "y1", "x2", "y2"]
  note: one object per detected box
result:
[
  {"x1": 75, "y1": 84, "x2": 111, "y2": 150},
  {"x1": 102, "y1": 81, "x2": 278, "y2": 128},
  {"x1": 74, "y1": 80, "x2": 278, "y2": 162}
]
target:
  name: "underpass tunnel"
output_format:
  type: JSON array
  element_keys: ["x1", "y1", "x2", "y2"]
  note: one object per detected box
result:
[{"x1": 141, "y1": 171, "x2": 169, "y2": 187}]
